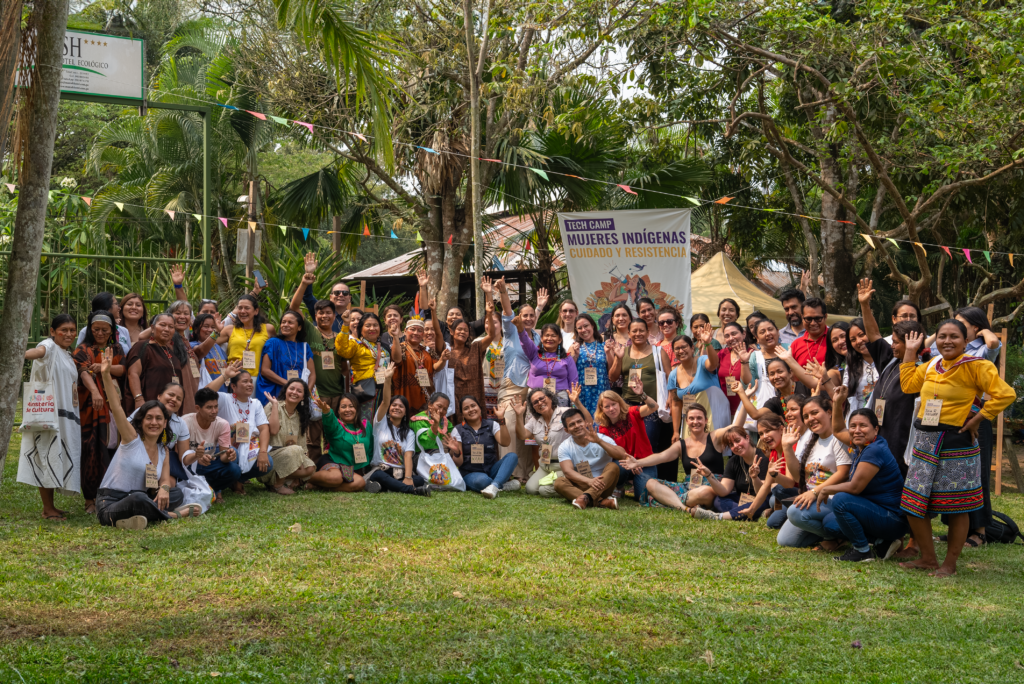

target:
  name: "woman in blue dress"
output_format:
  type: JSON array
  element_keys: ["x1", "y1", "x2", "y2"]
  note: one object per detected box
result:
[
  {"x1": 568, "y1": 314, "x2": 611, "y2": 419},
  {"x1": 667, "y1": 325, "x2": 732, "y2": 442}
]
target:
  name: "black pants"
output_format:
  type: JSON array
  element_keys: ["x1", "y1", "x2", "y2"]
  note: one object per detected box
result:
[
  {"x1": 96, "y1": 487, "x2": 184, "y2": 527},
  {"x1": 368, "y1": 468, "x2": 425, "y2": 493}
]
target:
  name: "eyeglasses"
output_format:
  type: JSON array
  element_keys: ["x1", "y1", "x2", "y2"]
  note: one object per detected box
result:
[
  {"x1": 531, "y1": 396, "x2": 549, "y2": 406},
  {"x1": 200, "y1": 299, "x2": 218, "y2": 305},
  {"x1": 332, "y1": 290, "x2": 351, "y2": 297},
  {"x1": 803, "y1": 315, "x2": 825, "y2": 323},
  {"x1": 658, "y1": 319, "x2": 676, "y2": 327}
]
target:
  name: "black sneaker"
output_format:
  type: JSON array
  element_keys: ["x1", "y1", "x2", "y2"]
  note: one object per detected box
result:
[
  {"x1": 875, "y1": 538, "x2": 903, "y2": 560},
  {"x1": 364, "y1": 480, "x2": 382, "y2": 494},
  {"x1": 834, "y1": 548, "x2": 874, "y2": 563},
  {"x1": 414, "y1": 484, "x2": 432, "y2": 497}
]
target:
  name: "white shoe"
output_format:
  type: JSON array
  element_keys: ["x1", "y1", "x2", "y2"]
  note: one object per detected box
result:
[
  {"x1": 690, "y1": 507, "x2": 722, "y2": 520},
  {"x1": 501, "y1": 480, "x2": 521, "y2": 492},
  {"x1": 481, "y1": 484, "x2": 499, "y2": 499}
]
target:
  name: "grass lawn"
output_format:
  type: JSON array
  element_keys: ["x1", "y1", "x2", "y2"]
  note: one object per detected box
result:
[{"x1": 2, "y1": 435, "x2": 1024, "y2": 684}]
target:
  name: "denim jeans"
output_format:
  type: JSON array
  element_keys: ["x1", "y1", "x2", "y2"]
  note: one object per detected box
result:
[
  {"x1": 463, "y1": 452, "x2": 518, "y2": 492},
  {"x1": 617, "y1": 464, "x2": 658, "y2": 500},
  {"x1": 765, "y1": 484, "x2": 799, "y2": 529},
  {"x1": 368, "y1": 468, "x2": 425, "y2": 494},
  {"x1": 777, "y1": 500, "x2": 835, "y2": 547},
  {"x1": 238, "y1": 456, "x2": 274, "y2": 483},
  {"x1": 824, "y1": 492, "x2": 910, "y2": 553},
  {"x1": 96, "y1": 487, "x2": 185, "y2": 526},
  {"x1": 714, "y1": 492, "x2": 772, "y2": 520},
  {"x1": 196, "y1": 458, "x2": 242, "y2": 491}
]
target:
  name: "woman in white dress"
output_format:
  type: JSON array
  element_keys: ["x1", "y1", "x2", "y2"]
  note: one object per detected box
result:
[{"x1": 18, "y1": 314, "x2": 82, "y2": 520}]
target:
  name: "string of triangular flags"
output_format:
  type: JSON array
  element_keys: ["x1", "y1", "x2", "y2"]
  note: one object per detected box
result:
[{"x1": 860, "y1": 234, "x2": 1015, "y2": 267}]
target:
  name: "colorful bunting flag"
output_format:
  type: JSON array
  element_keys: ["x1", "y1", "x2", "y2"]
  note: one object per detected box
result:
[
  {"x1": 983, "y1": 251, "x2": 992, "y2": 263},
  {"x1": 714, "y1": 196, "x2": 734, "y2": 204},
  {"x1": 114, "y1": 202, "x2": 124, "y2": 211},
  {"x1": 219, "y1": 217, "x2": 229, "y2": 228},
  {"x1": 390, "y1": 230, "x2": 398, "y2": 239},
  {"x1": 530, "y1": 168, "x2": 549, "y2": 181},
  {"x1": 618, "y1": 184, "x2": 637, "y2": 196},
  {"x1": 164, "y1": 209, "x2": 175, "y2": 220},
  {"x1": 80, "y1": 196, "x2": 92, "y2": 206},
  {"x1": 418, "y1": 146, "x2": 438, "y2": 154},
  {"x1": 215, "y1": 103, "x2": 239, "y2": 110},
  {"x1": 270, "y1": 116, "x2": 288, "y2": 125},
  {"x1": 302, "y1": 228, "x2": 309, "y2": 241},
  {"x1": 446, "y1": 234, "x2": 453, "y2": 245},
  {"x1": 526, "y1": 240, "x2": 532, "y2": 252},
  {"x1": 4, "y1": 183, "x2": 14, "y2": 192},
  {"x1": 941, "y1": 245, "x2": 952, "y2": 259},
  {"x1": 482, "y1": 158, "x2": 502, "y2": 163},
  {"x1": 247, "y1": 110, "x2": 267, "y2": 121},
  {"x1": 248, "y1": 221, "x2": 257, "y2": 232},
  {"x1": 913, "y1": 242, "x2": 924, "y2": 251},
  {"x1": 353, "y1": 132, "x2": 368, "y2": 143},
  {"x1": 1011, "y1": 254, "x2": 1015, "y2": 267},
  {"x1": 294, "y1": 120, "x2": 314, "y2": 134},
  {"x1": 281, "y1": 225, "x2": 287, "y2": 236},
  {"x1": 963, "y1": 248, "x2": 972, "y2": 263},
  {"x1": 683, "y1": 196, "x2": 701, "y2": 206},
  {"x1": 861, "y1": 234, "x2": 876, "y2": 249},
  {"x1": 415, "y1": 231, "x2": 423, "y2": 242},
  {"x1": 363, "y1": 223, "x2": 371, "y2": 237},
  {"x1": 193, "y1": 214, "x2": 201, "y2": 222},
  {"x1": 886, "y1": 238, "x2": 899, "y2": 249}
]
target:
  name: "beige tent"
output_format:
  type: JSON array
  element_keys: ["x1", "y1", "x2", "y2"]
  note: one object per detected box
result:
[{"x1": 690, "y1": 252, "x2": 855, "y2": 328}]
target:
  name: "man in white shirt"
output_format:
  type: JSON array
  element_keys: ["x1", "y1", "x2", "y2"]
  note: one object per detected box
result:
[{"x1": 553, "y1": 409, "x2": 627, "y2": 510}]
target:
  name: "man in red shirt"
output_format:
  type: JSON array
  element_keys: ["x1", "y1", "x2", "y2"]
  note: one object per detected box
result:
[{"x1": 789, "y1": 297, "x2": 829, "y2": 366}]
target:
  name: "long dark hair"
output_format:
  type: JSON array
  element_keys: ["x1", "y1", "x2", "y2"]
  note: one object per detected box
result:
[
  {"x1": 278, "y1": 310, "x2": 308, "y2": 343},
  {"x1": 538, "y1": 323, "x2": 567, "y2": 358},
  {"x1": 825, "y1": 321, "x2": 850, "y2": 371},
  {"x1": 279, "y1": 378, "x2": 312, "y2": 435},
  {"x1": 954, "y1": 306, "x2": 992, "y2": 334},
  {"x1": 384, "y1": 394, "x2": 412, "y2": 441},
  {"x1": 745, "y1": 312, "x2": 767, "y2": 347},
  {"x1": 607, "y1": 303, "x2": 633, "y2": 334},
  {"x1": 574, "y1": 313, "x2": 603, "y2": 343},
  {"x1": 717, "y1": 297, "x2": 741, "y2": 320},
  {"x1": 118, "y1": 293, "x2": 148, "y2": 329},
  {"x1": 191, "y1": 313, "x2": 215, "y2": 342},
  {"x1": 337, "y1": 392, "x2": 364, "y2": 427},
  {"x1": 131, "y1": 399, "x2": 174, "y2": 446},
  {"x1": 356, "y1": 312, "x2": 382, "y2": 340},
  {"x1": 797, "y1": 394, "x2": 833, "y2": 489},
  {"x1": 237, "y1": 294, "x2": 267, "y2": 333},
  {"x1": 82, "y1": 310, "x2": 117, "y2": 347},
  {"x1": 844, "y1": 318, "x2": 872, "y2": 406}
]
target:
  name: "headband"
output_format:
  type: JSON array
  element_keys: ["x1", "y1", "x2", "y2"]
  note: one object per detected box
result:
[
  {"x1": 405, "y1": 318, "x2": 425, "y2": 330},
  {"x1": 91, "y1": 314, "x2": 114, "y2": 327}
]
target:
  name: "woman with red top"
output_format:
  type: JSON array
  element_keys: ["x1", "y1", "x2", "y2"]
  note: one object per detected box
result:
[
  {"x1": 737, "y1": 413, "x2": 798, "y2": 524},
  {"x1": 717, "y1": 321, "x2": 752, "y2": 415},
  {"x1": 595, "y1": 376, "x2": 659, "y2": 500}
]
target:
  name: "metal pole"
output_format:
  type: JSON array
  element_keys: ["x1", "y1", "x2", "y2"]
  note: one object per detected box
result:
[
  {"x1": 202, "y1": 108, "x2": 212, "y2": 298},
  {"x1": 246, "y1": 180, "x2": 256, "y2": 280},
  {"x1": 332, "y1": 215, "x2": 341, "y2": 255}
]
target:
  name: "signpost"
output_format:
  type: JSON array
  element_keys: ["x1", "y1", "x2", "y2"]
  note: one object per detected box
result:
[{"x1": 61, "y1": 31, "x2": 143, "y2": 100}]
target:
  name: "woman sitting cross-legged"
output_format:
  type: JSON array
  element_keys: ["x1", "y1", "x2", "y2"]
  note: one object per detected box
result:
[
  {"x1": 686, "y1": 426, "x2": 771, "y2": 521},
  {"x1": 449, "y1": 395, "x2": 515, "y2": 499},
  {"x1": 595, "y1": 377, "x2": 660, "y2": 500},
  {"x1": 96, "y1": 348, "x2": 195, "y2": 529},
  {"x1": 818, "y1": 393, "x2": 910, "y2": 562},
  {"x1": 635, "y1": 402, "x2": 748, "y2": 510},
  {"x1": 261, "y1": 379, "x2": 318, "y2": 494},
  {"x1": 308, "y1": 393, "x2": 372, "y2": 493},
  {"x1": 775, "y1": 394, "x2": 853, "y2": 549},
  {"x1": 366, "y1": 363, "x2": 431, "y2": 496}
]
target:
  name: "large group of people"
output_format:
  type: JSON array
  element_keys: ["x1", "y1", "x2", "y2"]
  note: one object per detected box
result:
[{"x1": 16, "y1": 256, "x2": 1017, "y2": 578}]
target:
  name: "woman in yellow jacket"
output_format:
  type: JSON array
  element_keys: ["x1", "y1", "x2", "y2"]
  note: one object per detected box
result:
[
  {"x1": 898, "y1": 322, "x2": 1015, "y2": 577},
  {"x1": 335, "y1": 309, "x2": 391, "y2": 421}
]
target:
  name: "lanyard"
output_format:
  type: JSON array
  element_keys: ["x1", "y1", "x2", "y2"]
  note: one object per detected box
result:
[
  {"x1": 232, "y1": 395, "x2": 251, "y2": 420},
  {"x1": 244, "y1": 326, "x2": 257, "y2": 351}
]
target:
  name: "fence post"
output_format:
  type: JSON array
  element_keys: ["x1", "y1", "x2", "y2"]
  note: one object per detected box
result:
[{"x1": 996, "y1": 328, "x2": 1007, "y2": 495}]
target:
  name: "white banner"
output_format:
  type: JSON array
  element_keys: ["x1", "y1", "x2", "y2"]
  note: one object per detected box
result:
[
  {"x1": 558, "y1": 208, "x2": 692, "y2": 332},
  {"x1": 61, "y1": 31, "x2": 144, "y2": 100}
]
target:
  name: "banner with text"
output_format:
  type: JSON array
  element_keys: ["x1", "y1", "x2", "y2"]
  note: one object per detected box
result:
[
  {"x1": 60, "y1": 31, "x2": 144, "y2": 100},
  {"x1": 558, "y1": 208, "x2": 692, "y2": 332}
]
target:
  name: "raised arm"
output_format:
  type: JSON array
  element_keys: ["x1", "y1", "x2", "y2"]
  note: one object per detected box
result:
[
  {"x1": 100, "y1": 348, "x2": 137, "y2": 444},
  {"x1": 170, "y1": 264, "x2": 189, "y2": 303},
  {"x1": 857, "y1": 278, "x2": 882, "y2": 342},
  {"x1": 375, "y1": 363, "x2": 396, "y2": 423},
  {"x1": 831, "y1": 385, "x2": 852, "y2": 445},
  {"x1": 899, "y1": 331, "x2": 928, "y2": 394},
  {"x1": 264, "y1": 392, "x2": 281, "y2": 436},
  {"x1": 710, "y1": 402, "x2": 748, "y2": 450},
  {"x1": 775, "y1": 346, "x2": 817, "y2": 390},
  {"x1": 291, "y1": 259, "x2": 316, "y2": 314},
  {"x1": 568, "y1": 382, "x2": 594, "y2": 424},
  {"x1": 207, "y1": 360, "x2": 243, "y2": 392},
  {"x1": 496, "y1": 277, "x2": 513, "y2": 316}
]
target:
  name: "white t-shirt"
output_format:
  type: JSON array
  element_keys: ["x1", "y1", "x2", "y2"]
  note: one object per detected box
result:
[
  {"x1": 801, "y1": 434, "x2": 853, "y2": 490},
  {"x1": 129, "y1": 407, "x2": 190, "y2": 447},
  {"x1": 216, "y1": 393, "x2": 269, "y2": 473},
  {"x1": 842, "y1": 362, "x2": 879, "y2": 413},
  {"x1": 523, "y1": 407, "x2": 571, "y2": 453},
  {"x1": 372, "y1": 416, "x2": 417, "y2": 468},
  {"x1": 558, "y1": 433, "x2": 615, "y2": 475},
  {"x1": 100, "y1": 435, "x2": 168, "y2": 491},
  {"x1": 561, "y1": 329, "x2": 575, "y2": 350},
  {"x1": 451, "y1": 422, "x2": 501, "y2": 441}
]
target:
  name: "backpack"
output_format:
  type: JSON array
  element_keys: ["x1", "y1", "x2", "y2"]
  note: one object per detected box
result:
[{"x1": 985, "y1": 511, "x2": 1024, "y2": 544}]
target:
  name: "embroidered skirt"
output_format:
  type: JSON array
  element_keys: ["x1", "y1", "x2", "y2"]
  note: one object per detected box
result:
[{"x1": 900, "y1": 429, "x2": 983, "y2": 518}]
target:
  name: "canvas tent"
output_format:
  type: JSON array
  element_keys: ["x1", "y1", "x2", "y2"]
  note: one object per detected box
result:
[{"x1": 690, "y1": 252, "x2": 855, "y2": 328}]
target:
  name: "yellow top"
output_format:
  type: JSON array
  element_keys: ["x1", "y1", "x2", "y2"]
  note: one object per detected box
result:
[
  {"x1": 900, "y1": 354, "x2": 1015, "y2": 425},
  {"x1": 227, "y1": 324, "x2": 270, "y2": 376},
  {"x1": 335, "y1": 326, "x2": 382, "y2": 383}
]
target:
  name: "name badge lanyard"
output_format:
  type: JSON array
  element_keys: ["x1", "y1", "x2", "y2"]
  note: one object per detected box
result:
[
  {"x1": 541, "y1": 352, "x2": 559, "y2": 384},
  {"x1": 156, "y1": 344, "x2": 178, "y2": 376}
]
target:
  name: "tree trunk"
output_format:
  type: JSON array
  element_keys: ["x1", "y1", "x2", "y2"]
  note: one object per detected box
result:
[
  {"x1": 464, "y1": 0, "x2": 485, "y2": 319},
  {"x1": 819, "y1": 155, "x2": 857, "y2": 313},
  {"x1": 0, "y1": 0, "x2": 70, "y2": 484},
  {"x1": 0, "y1": 0, "x2": 20, "y2": 164}
]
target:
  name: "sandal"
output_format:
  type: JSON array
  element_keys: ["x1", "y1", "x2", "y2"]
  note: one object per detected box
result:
[
  {"x1": 177, "y1": 504, "x2": 202, "y2": 518},
  {"x1": 964, "y1": 533, "x2": 986, "y2": 548},
  {"x1": 42, "y1": 512, "x2": 66, "y2": 521},
  {"x1": 84, "y1": 503, "x2": 97, "y2": 515}
]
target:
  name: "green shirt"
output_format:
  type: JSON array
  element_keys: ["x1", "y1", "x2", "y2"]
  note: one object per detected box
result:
[
  {"x1": 304, "y1": 320, "x2": 346, "y2": 397},
  {"x1": 320, "y1": 408, "x2": 373, "y2": 467},
  {"x1": 410, "y1": 412, "x2": 453, "y2": 453}
]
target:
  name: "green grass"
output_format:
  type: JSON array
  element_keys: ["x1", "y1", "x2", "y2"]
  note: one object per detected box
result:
[{"x1": 2, "y1": 435, "x2": 1024, "y2": 684}]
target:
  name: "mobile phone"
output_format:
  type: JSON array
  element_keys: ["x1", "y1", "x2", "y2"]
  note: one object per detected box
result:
[{"x1": 254, "y1": 270, "x2": 267, "y2": 287}]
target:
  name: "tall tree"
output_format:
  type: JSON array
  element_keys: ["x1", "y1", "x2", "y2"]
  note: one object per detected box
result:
[{"x1": 0, "y1": 0, "x2": 71, "y2": 479}]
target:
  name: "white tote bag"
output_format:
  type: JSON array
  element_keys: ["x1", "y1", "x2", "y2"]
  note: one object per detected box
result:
[
  {"x1": 22, "y1": 361, "x2": 59, "y2": 431},
  {"x1": 652, "y1": 346, "x2": 672, "y2": 423},
  {"x1": 415, "y1": 447, "x2": 466, "y2": 491}
]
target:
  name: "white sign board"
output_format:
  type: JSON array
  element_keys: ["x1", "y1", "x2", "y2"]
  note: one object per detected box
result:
[
  {"x1": 558, "y1": 208, "x2": 692, "y2": 332},
  {"x1": 61, "y1": 31, "x2": 144, "y2": 100}
]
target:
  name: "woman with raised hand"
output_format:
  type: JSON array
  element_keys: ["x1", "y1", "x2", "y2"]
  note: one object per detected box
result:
[
  {"x1": 261, "y1": 379, "x2": 318, "y2": 494},
  {"x1": 73, "y1": 310, "x2": 126, "y2": 515},
  {"x1": 95, "y1": 348, "x2": 194, "y2": 529},
  {"x1": 390, "y1": 294, "x2": 442, "y2": 414},
  {"x1": 821, "y1": 396, "x2": 910, "y2": 563},
  {"x1": 117, "y1": 293, "x2": 149, "y2": 346},
  {"x1": 840, "y1": 319, "x2": 879, "y2": 414},
  {"x1": 613, "y1": 318, "x2": 672, "y2": 464},
  {"x1": 898, "y1": 325, "x2": 1015, "y2": 577},
  {"x1": 640, "y1": 402, "x2": 747, "y2": 511},
  {"x1": 450, "y1": 395, "x2": 515, "y2": 499},
  {"x1": 745, "y1": 318, "x2": 788, "y2": 411},
  {"x1": 689, "y1": 313, "x2": 721, "y2": 351},
  {"x1": 810, "y1": 321, "x2": 851, "y2": 396},
  {"x1": 717, "y1": 321, "x2": 752, "y2": 415},
  {"x1": 776, "y1": 394, "x2": 853, "y2": 549},
  {"x1": 411, "y1": 392, "x2": 455, "y2": 457},
  {"x1": 513, "y1": 385, "x2": 591, "y2": 496},
  {"x1": 308, "y1": 392, "x2": 372, "y2": 493},
  {"x1": 667, "y1": 326, "x2": 729, "y2": 449},
  {"x1": 366, "y1": 363, "x2": 431, "y2": 496},
  {"x1": 733, "y1": 353, "x2": 811, "y2": 422},
  {"x1": 680, "y1": 427, "x2": 771, "y2": 521},
  {"x1": 167, "y1": 300, "x2": 208, "y2": 414},
  {"x1": 605, "y1": 303, "x2": 633, "y2": 390},
  {"x1": 595, "y1": 379, "x2": 660, "y2": 501},
  {"x1": 18, "y1": 314, "x2": 81, "y2": 521},
  {"x1": 569, "y1": 313, "x2": 611, "y2": 418},
  {"x1": 335, "y1": 309, "x2": 392, "y2": 421},
  {"x1": 218, "y1": 294, "x2": 275, "y2": 379},
  {"x1": 713, "y1": 298, "x2": 741, "y2": 349},
  {"x1": 448, "y1": 278, "x2": 496, "y2": 422},
  {"x1": 521, "y1": 319, "x2": 578, "y2": 408},
  {"x1": 257, "y1": 310, "x2": 315, "y2": 402},
  {"x1": 557, "y1": 299, "x2": 580, "y2": 349},
  {"x1": 190, "y1": 313, "x2": 228, "y2": 390},
  {"x1": 125, "y1": 313, "x2": 182, "y2": 417}
]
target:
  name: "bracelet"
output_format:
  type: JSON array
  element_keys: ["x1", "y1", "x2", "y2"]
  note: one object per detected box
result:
[
  {"x1": 174, "y1": 284, "x2": 183, "y2": 289},
  {"x1": 159, "y1": 484, "x2": 171, "y2": 492},
  {"x1": 134, "y1": 393, "x2": 143, "y2": 399}
]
